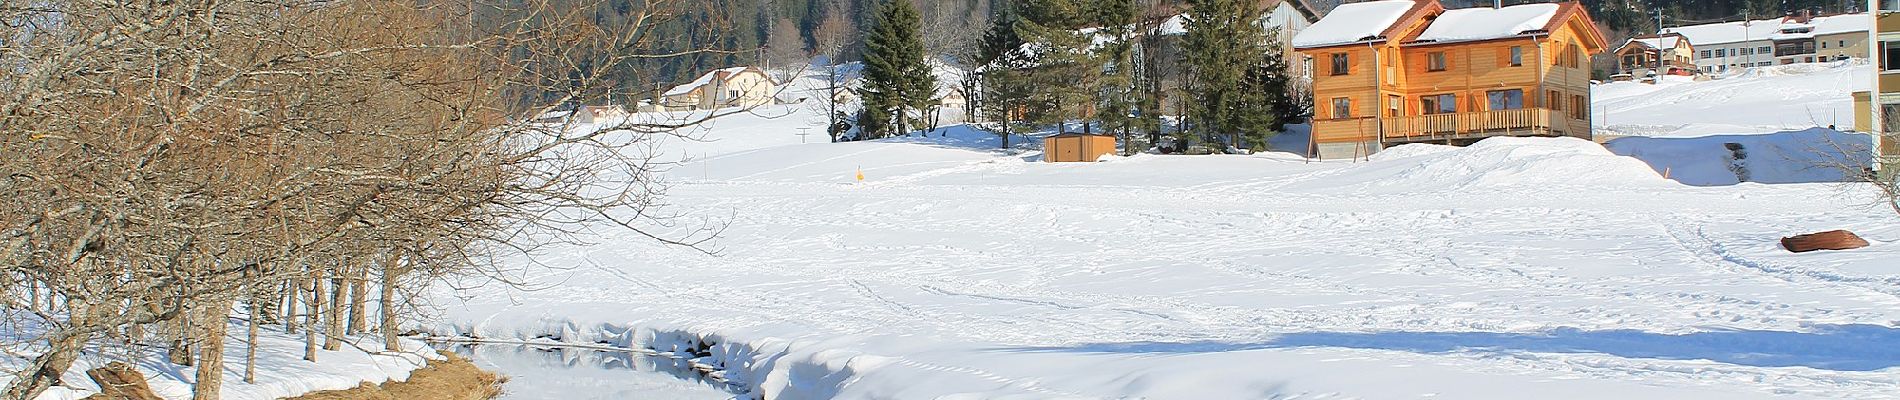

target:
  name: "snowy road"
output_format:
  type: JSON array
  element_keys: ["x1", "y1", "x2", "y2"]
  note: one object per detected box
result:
[{"x1": 433, "y1": 112, "x2": 1900, "y2": 399}]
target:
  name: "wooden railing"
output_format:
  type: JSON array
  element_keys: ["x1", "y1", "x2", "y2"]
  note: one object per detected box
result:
[
  {"x1": 1312, "y1": 108, "x2": 1588, "y2": 144},
  {"x1": 1382, "y1": 108, "x2": 1553, "y2": 141}
]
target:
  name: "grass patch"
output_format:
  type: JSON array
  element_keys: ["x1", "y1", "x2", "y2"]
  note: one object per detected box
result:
[{"x1": 287, "y1": 352, "x2": 505, "y2": 400}]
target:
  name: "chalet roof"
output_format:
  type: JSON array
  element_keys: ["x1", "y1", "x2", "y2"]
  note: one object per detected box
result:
[
  {"x1": 663, "y1": 67, "x2": 760, "y2": 97},
  {"x1": 1290, "y1": 0, "x2": 1416, "y2": 48},
  {"x1": 1413, "y1": 3, "x2": 1560, "y2": 44},
  {"x1": 1614, "y1": 34, "x2": 1685, "y2": 53}
]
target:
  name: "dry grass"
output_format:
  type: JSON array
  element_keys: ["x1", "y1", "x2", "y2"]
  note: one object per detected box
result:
[{"x1": 286, "y1": 352, "x2": 505, "y2": 400}]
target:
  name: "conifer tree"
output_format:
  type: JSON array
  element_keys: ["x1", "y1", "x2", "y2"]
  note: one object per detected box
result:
[
  {"x1": 1181, "y1": 0, "x2": 1268, "y2": 151},
  {"x1": 1016, "y1": 0, "x2": 1092, "y2": 134},
  {"x1": 979, "y1": 2, "x2": 1033, "y2": 148},
  {"x1": 860, "y1": 0, "x2": 937, "y2": 138},
  {"x1": 1091, "y1": 0, "x2": 1139, "y2": 151}
]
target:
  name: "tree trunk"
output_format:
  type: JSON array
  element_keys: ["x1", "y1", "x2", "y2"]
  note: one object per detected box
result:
[
  {"x1": 245, "y1": 297, "x2": 259, "y2": 384},
  {"x1": 303, "y1": 274, "x2": 319, "y2": 362},
  {"x1": 2, "y1": 303, "x2": 93, "y2": 400},
  {"x1": 324, "y1": 272, "x2": 343, "y2": 351},
  {"x1": 192, "y1": 303, "x2": 229, "y2": 400},
  {"x1": 380, "y1": 255, "x2": 401, "y2": 352},
  {"x1": 283, "y1": 278, "x2": 298, "y2": 334},
  {"x1": 348, "y1": 265, "x2": 368, "y2": 335},
  {"x1": 167, "y1": 311, "x2": 193, "y2": 366}
]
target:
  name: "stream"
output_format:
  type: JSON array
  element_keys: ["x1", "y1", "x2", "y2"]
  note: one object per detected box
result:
[{"x1": 433, "y1": 342, "x2": 741, "y2": 399}]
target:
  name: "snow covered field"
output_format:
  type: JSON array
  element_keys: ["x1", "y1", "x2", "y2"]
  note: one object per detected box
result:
[
  {"x1": 1594, "y1": 61, "x2": 1869, "y2": 137},
  {"x1": 432, "y1": 98, "x2": 1900, "y2": 398}
]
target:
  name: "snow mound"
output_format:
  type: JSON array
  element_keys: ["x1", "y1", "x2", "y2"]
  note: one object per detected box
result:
[{"x1": 1303, "y1": 137, "x2": 1670, "y2": 192}]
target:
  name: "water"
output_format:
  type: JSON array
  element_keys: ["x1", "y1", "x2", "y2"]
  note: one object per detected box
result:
[{"x1": 435, "y1": 342, "x2": 739, "y2": 400}]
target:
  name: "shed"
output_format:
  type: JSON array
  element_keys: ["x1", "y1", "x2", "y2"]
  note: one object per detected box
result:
[{"x1": 1043, "y1": 134, "x2": 1117, "y2": 163}]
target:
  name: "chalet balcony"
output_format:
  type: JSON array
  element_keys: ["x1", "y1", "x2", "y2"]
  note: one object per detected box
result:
[{"x1": 1312, "y1": 108, "x2": 1591, "y2": 146}]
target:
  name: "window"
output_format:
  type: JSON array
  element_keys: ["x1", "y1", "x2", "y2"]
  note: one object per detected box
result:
[
  {"x1": 1701, "y1": 50, "x2": 1712, "y2": 58},
  {"x1": 1823, "y1": 41, "x2": 1830, "y2": 49},
  {"x1": 1741, "y1": 48, "x2": 1752, "y2": 56},
  {"x1": 1509, "y1": 46, "x2": 1524, "y2": 66},
  {"x1": 1547, "y1": 90, "x2": 1562, "y2": 111},
  {"x1": 1571, "y1": 94, "x2": 1587, "y2": 120},
  {"x1": 728, "y1": 90, "x2": 740, "y2": 99},
  {"x1": 1428, "y1": 52, "x2": 1448, "y2": 71},
  {"x1": 1421, "y1": 94, "x2": 1456, "y2": 115},
  {"x1": 1840, "y1": 40, "x2": 1847, "y2": 48},
  {"x1": 1331, "y1": 53, "x2": 1350, "y2": 75},
  {"x1": 1759, "y1": 46, "x2": 1772, "y2": 54},
  {"x1": 1331, "y1": 97, "x2": 1352, "y2": 119},
  {"x1": 1877, "y1": 41, "x2": 1892, "y2": 71},
  {"x1": 1487, "y1": 89, "x2": 1525, "y2": 110},
  {"x1": 1387, "y1": 95, "x2": 1401, "y2": 117}
]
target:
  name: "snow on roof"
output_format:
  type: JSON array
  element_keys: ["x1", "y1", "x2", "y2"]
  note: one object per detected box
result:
[
  {"x1": 1413, "y1": 3, "x2": 1559, "y2": 43},
  {"x1": 663, "y1": 67, "x2": 753, "y2": 97},
  {"x1": 1813, "y1": 13, "x2": 1869, "y2": 36},
  {"x1": 1617, "y1": 35, "x2": 1681, "y2": 53},
  {"x1": 1660, "y1": 18, "x2": 1785, "y2": 46},
  {"x1": 1291, "y1": 0, "x2": 1415, "y2": 48}
]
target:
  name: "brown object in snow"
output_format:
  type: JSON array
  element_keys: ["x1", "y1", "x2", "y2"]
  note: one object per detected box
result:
[
  {"x1": 1781, "y1": 230, "x2": 1870, "y2": 253},
  {"x1": 82, "y1": 362, "x2": 163, "y2": 400}
]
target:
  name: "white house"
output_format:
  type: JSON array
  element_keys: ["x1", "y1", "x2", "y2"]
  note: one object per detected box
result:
[
  {"x1": 1661, "y1": 17, "x2": 1784, "y2": 74},
  {"x1": 660, "y1": 66, "x2": 778, "y2": 111}
]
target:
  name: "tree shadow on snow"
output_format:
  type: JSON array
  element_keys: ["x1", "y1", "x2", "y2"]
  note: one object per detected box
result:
[{"x1": 997, "y1": 324, "x2": 1900, "y2": 372}]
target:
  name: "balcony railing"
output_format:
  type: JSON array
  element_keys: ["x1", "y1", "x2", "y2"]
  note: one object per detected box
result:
[{"x1": 1312, "y1": 108, "x2": 1586, "y2": 144}]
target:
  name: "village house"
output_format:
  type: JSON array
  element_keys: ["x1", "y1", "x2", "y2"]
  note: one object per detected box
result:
[
  {"x1": 1863, "y1": 2, "x2": 1900, "y2": 165},
  {"x1": 1291, "y1": 0, "x2": 1604, "y2": 160},
  {"x1": 659, "y1": 66, "x2": 777, "y2": 111},
  {"x1": 1812, "y1": 14, "x2": 1870, "y2": 62},
  {"x1": 1661, "y1": 17, "x2": 1782, "y2": 73},
  {"x1": 1612, "y1": 33, "x2": 1696, "y2": 79}
]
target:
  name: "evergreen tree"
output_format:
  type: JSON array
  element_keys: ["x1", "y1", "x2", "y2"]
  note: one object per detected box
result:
[
  {"x1": 860, "y1": 0, "x2": 937, "y2": 138},
  {"x1": 1015, "y1": 0, "x2": 1093, "y2": 134},
  {"x1": 979, "y1": 2, "x2": 1032, "y2": 148},
  {"x1": 1091, "y1": 0, "x2": 1139, "y2": 153},
  {"x1": 1181, "y1": 0, "x2": 1268, "y2": 152}
]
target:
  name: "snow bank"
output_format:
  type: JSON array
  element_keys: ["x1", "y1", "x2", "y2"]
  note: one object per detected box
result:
[
  {"x1": 1606, "y1": 128, "x2": 1873, "y2": 186},
  {"x1": 1414, "y1": 3, "x2": 1559, "y2": 43},
  {"x1": 1298, "y1": 137, "x2": 1671, "y2": 192},
  {"x1": 1290, "y1": 0, "x2": 1414, "y2": 48}
]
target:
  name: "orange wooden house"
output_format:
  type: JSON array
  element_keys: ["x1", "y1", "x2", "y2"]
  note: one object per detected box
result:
[{"x1": 1291, "y1": 0, "x2": 1606, "y2": 159}]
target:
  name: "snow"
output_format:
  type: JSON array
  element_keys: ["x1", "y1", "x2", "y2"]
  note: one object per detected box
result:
[
  {"x1": 430, "y1": 97, "x2": 1900, "y2": 399},
  {"x1": 1661, "y1": 17, "x2": 1787, "y2": 46},
  {"x1": 1606, "y1": 128, "x2": 1871, "y2": 186},
  {"x1": 1290, "y1": 0, "x2": 1415, "y2": 48},
  {"x1": 1413, "y1": 3, "x2": 1560, "y2": 43},
  {"x1": 1620, "y1": 35, "x2": 1681, "y2": 53},
  {"x1": 1594, "y1": 60, "x2": 1869, "y2": 136},
  {"x1": 9, "y1": 320, "x2": 435, "y2": 400},
  {"x1": 1814, "y1": 14, "x2": 1870, "y2": 36},
  {"x1": 665, "y1": 67, "x2": 752, "y2": 97}
]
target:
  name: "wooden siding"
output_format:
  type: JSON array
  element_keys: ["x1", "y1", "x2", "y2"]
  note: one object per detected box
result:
[{"x1": 1300, "y1": 2, "x2": 1603, "y2": 146}]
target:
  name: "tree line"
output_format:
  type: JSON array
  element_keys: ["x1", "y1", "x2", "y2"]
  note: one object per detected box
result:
[
  {"x1": 0, "y1": 0, "x2": 726, "y2": 399},
  {"x1": 854, "y1": 0, "x2": 1309, "y2": 152}
]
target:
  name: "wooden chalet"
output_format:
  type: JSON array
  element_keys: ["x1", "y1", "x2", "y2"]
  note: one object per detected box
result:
[{"x1": 1291, "y1": 0, "x2": 1607, "y2": 159}]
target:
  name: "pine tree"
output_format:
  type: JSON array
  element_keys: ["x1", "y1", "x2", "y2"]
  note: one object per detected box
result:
[
  {"x1": 1016, "y1": 0, "x2": 1092, "y2": 134},
  {"x1": 1091, "y1": 0, "x2": 1139, "y2": 153},
  {"x1": 979, "y1": 1, "x2": 1032, "y2": 148},
  {"x1": 860, "y1": 0, "x2": 937, "y2": 139},
  {"x1": 1181, "y1": 0, "x2": 1268, "y2": 152}
]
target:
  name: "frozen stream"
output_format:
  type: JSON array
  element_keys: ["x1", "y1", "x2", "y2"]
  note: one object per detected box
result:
[{"x1": 434, "y1": 342, "x2": 737, "y2": 399}]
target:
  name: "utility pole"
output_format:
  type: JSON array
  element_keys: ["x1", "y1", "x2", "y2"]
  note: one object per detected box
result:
[{"x1": 1655, "y1": 10, "x2": 1666, "y2": 82}]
